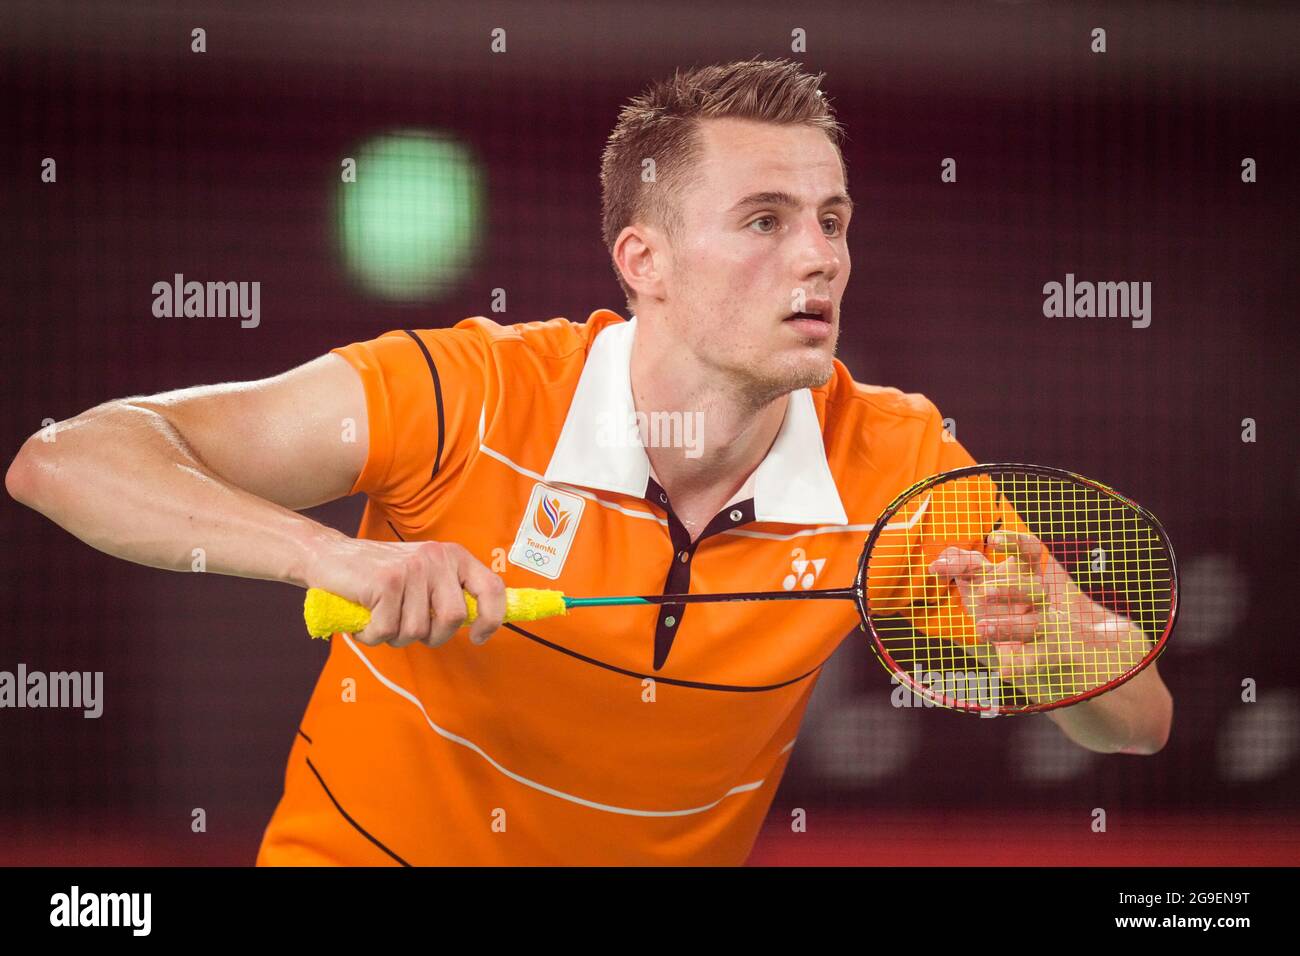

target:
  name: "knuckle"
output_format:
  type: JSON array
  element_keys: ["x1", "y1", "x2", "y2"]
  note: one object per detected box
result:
[
  {"x1": 405, "y1": 552, "x2": 432, "y2": 579},
  {"x1": 423, "y1": 542, "x2": 460, "y2": 572},
  {"x1": 399, "y1": 615, "x2": 429, "y2": 647},
  {"x1": 357, "y1": 610, "x2": 396, "y2": 645},
  {"x1": 417, "y1": 540, "x2": 446, "y2": 561},
  {"x1": 430, "y1": 600, "x2": 465, "y2": 627}
]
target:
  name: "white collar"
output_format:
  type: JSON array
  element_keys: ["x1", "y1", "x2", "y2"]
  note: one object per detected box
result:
[{"x1": 542, "y1": 314, "x2": 849, "y2": 525}]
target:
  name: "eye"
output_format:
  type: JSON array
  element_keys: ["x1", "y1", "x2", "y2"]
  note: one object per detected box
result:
[
  {"x1": 748, "y1": 215, "x2": 778, "y2": 234},
  {"x1": 821, "y1": 216, "x2": 843, "y2": 237}
]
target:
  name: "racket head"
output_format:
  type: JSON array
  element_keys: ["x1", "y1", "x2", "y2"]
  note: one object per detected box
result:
[{"x1": 853, "y1": 463, "x2": 1178, "y2": 716}]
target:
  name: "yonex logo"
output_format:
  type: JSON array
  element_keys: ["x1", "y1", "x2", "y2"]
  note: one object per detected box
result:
[{"x1": 782, "y1": 553, "x2": 826, "y2": 590}]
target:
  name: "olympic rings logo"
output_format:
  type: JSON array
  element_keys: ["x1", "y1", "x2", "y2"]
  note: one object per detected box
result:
[{"x1": 523, "y1": 548, "x2": 550, "y2": 566}]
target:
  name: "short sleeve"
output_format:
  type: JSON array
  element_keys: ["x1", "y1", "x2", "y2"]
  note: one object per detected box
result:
[
  {"x1": 915, "y1": 399, "x2": 1035, "y2": 540},
  {"x1": 871, "y1": 401, "x2": 1038, "y2": 636},
  {"x1": 331, "y1": 326, "x2": 490, "y2": 508},
  {"x1": 913, "y1": 396, "x2": 979, "y2": 478}
]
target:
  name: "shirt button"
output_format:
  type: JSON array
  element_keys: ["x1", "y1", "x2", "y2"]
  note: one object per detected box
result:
[
  {"x1": 664, "y1": 615, "x2": 677, "y2": 627},
  {"x1": 659, "y1": 493, "x2": 668, "y2": 504},
  {"x1": 729, "y1": 509, "x2": 743, "y2": 522},
  {"x1": 678, "y1": 550, "x2": 690, "y2": 562}
]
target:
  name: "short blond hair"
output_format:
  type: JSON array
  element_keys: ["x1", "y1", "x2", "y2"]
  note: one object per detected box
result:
[{"x1": 600, "y1": 58, "x2": 846, "y2": 306}]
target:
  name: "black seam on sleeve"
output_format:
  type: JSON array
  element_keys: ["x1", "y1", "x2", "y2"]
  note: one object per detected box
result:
[{"x1": 402, "y1": 330, "x2": 445, "y2": 483}]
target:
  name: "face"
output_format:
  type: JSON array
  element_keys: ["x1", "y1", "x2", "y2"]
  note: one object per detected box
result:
[{"x1": 655, "y1": 117, "x2": 851, "y2": 401}]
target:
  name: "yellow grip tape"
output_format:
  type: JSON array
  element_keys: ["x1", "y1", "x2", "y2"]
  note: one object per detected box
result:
[{"x1": 303, "y1": 587, "x2": 567, "y2": 640}]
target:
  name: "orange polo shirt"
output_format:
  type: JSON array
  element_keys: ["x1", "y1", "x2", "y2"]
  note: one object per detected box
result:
[{"x1": 256, "y1": 309, "x2": 980, "y2": 866}]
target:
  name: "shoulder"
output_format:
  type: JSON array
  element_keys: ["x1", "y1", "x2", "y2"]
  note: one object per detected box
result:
[
  {"x1": 819, "y1": 357, "x2": 945, "y2": 429},
  {"x1": 447, "y1": 309, "x2": 621, "y2": 358},
  {"x1": 815, "y1": 359, "x2": 975, "y2": 501},
  {"x1": 424, "y1": 309, "x2": 622, "y2": 383}
]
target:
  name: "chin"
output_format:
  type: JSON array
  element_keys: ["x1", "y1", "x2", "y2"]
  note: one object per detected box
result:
[
  {"x1": 764, "y1": 354, "x2": 834, "y2": 395},
  {"x1": 791, "y1": 361, "x2": 834, "y2": 390}
]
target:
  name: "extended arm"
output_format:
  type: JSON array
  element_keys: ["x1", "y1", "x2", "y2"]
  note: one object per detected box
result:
[
  {"x1": 931, "y1": 530, "x2": 1174, "y2": 753},
  {"x1": 5, "y1": 353, "x2": 508, "y2": 646},
  {"x1": 5, "y1": 354, "x2": 367, "y2": 585}
]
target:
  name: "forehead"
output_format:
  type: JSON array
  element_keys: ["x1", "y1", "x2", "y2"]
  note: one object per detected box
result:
[{"x1": 688, "y1": 117, "x2": 845, "y2": 204}]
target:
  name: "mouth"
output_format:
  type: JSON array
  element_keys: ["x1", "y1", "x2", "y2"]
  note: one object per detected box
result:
[
  {"x1": 780, "y1": 297, "x2": 832, "y2": 338},
  {"x1": 781, "y1": 296, "x2": 833, "y2": 325}
]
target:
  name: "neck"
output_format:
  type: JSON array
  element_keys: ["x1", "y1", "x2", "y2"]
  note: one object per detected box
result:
[{"x1": 629, "y1": 319, "x2": 789, "y2": 506}]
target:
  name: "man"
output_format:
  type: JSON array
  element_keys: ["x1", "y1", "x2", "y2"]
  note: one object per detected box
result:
[{"x1": 6, "y1": 59, "x2": 1171, "y2": 866}]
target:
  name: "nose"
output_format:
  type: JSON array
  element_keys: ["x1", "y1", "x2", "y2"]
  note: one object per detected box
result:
[{"x1": 793, "y1": 213, "x2": 843, "y2": 286}]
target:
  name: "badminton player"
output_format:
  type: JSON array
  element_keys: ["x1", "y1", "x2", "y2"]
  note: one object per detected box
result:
[{"x1": 5, "y1": 59, "x2": 1171, "y2": 865}]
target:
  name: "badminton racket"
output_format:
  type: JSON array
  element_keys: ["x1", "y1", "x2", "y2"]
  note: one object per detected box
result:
[{"x1": 303, "y1": 463, "x2": 1177, "y2": 715}]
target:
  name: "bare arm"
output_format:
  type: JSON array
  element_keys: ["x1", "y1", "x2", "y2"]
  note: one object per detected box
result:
[
  {"x1": 1047, "y1": 662, "x2": 1173, "y2": 755},
  {"x1": 5, "y1": 354, "x2": 366, "y2": 586},
  {"x1": 932, "y1": 531, "x2": 1174, "y2": 754},
  {"x1": 4, "y1": 354, "x2": 507, "y2": 646}
]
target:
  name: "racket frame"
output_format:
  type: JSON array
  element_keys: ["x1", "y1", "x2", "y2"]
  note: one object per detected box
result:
[{"x1": 853, "y1": 462, "x2": 1179, "y2": 715}]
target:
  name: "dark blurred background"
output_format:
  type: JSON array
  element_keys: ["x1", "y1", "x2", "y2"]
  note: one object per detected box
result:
[{"x1": 2, "y1": 0, "x2": 1297, "y2": 864}]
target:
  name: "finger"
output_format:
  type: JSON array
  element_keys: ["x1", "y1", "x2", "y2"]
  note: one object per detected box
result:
[
  {"x1": 969, "y1": 577, "x2": 1045, "y2": 613},
  {"x1": 355, "y1": 570, "x2": 402, "y2": 647},
  {"x1": 981, "y1": 559, "x2": 1045, "y2": 587},
  {"x1": 974, "y1": 613, "x2": 1038, "y2": 643},
  {"x1": 928, "y1": 546, "x2": 988, "y2": 580},
  {"x1": 987, "y1": 530, "x2": 1047, "y2": 571},
  {"x1": 425, "y1": 547, "x2": 470, "y2": 648},
  {"x1": 459, "y1": 557, "x2": 506, "y2": 645},
  {"x1": 390, "y1": 560, "x2": 432, "y2": 648},
  {"x1": 928, "y1": 547, "x2": 989, "y2": 616}
]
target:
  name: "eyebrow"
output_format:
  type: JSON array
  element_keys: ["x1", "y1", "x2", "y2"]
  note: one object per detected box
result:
[{"x1": 728, "y1": 190, "x2": 854, "y2": 214}]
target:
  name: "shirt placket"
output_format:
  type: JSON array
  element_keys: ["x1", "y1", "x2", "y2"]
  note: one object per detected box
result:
[{"x1": 644, "y1": 477, "x2": 757, "y2": 670}]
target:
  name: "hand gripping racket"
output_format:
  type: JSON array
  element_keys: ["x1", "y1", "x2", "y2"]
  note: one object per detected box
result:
[{"x1": 303, "y1": 464, "x2": 1177, "y2": 715}]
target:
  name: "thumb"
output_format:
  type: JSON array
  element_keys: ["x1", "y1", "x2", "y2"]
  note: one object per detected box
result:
[{"x1": 987, "y1": 530, "x2": 1046, "y2": 569}]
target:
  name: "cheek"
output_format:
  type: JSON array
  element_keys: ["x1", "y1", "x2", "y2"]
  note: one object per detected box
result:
[
  {"x1": 686, "y1": 231, "x2": 765, "y2": 286},
  {"x1": 714, "y1": 245, "x2": 772, "y2": 302}
]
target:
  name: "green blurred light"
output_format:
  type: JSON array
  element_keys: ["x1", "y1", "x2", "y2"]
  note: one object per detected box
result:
[{"x1": 337, "y1": 130, "x2": 483, "y2": 301}]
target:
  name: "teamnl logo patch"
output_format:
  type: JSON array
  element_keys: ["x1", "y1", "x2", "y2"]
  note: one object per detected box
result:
[{"x1": 508, "y1": 483, "x2": 585, "y2": 580}]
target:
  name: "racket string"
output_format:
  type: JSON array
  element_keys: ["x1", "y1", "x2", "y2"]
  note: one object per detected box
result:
[{"x1": 863, "y1": 469, "x2": 1174, "y2": 712}]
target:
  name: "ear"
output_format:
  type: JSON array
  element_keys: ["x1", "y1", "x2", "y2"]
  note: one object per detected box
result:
[{"x1": 612, "y1": 224, "x2": 667, "y2": 302}]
